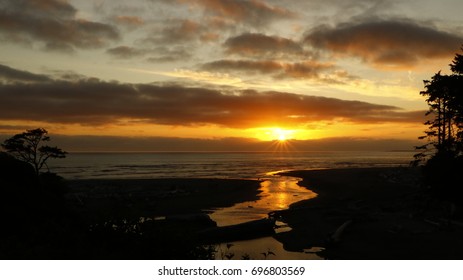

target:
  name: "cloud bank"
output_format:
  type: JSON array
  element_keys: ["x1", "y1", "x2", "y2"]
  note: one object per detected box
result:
[
  {"x1": 0, "y1": 133, "x2": 419, "y2": 152},
  {"x1": 0, "y1": 64, "x2": 423, "y2": 128},
  {"x1": 305, "y1": 18, "x2": 463, "y2": 67}
]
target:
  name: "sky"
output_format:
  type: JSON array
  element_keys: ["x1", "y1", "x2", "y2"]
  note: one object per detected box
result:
[{"x1": 1, "y1": 0, "x2": 462, "y2": 151}]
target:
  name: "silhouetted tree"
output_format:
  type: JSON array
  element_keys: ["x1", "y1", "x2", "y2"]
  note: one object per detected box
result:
[
  {"x1": 1, "y1": 128, "x2": 67, "y2": 177},
  {"x1": 415, "y1": 46, "x2": 463, "y2": 208},
  {"x1": 414, "y1": 47, "x2": 463, "y2": 163},
  {"x1": 420, "y1": 73, "x2": 457, "y2": 153},
  {"x1": 451, "y1": 47, "x2": 463, "y2": 75},
  {"x1": 449, "y1": 48, "x2": 463, "y2": 150}
]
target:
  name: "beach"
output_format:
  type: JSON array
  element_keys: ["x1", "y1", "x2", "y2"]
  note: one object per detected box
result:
[
  {"x1": 64, "y1": 167, "x2": 463, "y2": 259},
  {"x1": 277, "y1": 167, "x2": 463, "y2": 259}
]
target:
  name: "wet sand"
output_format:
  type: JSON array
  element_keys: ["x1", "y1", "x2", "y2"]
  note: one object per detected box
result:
[
  {"x1": 276, "y1": 167, "x2": 463, "y2": 259},
  {"x1": 66, "y1": 178, "x2": 262, "y2": 222}
]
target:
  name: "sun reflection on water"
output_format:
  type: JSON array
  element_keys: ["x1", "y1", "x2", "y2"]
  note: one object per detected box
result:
[
  {"x1": 210, "y1": 172, "x2": 317, "y2": 226},
  {"x1": 210, "y1": 172, "x2": 320, "y2": 259}
]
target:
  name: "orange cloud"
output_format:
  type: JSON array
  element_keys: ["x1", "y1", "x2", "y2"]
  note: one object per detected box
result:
[
  {"x1": 201, "y1": 59, "x2": 334, "y2": 79},
  {"x1": 178, "y1": 0, "x2": 295, "y2": 26},
  {"x1": 113, "y1": 15, "x2": 144, "y2": 27}
]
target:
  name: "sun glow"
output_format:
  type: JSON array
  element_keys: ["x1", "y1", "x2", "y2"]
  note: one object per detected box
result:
[
  {"x1": 272, "y1": 128, "x2": 293, "y2": 141},
  {"x1": 249, "y1": 127, "x2": 302, "y2": 141}
]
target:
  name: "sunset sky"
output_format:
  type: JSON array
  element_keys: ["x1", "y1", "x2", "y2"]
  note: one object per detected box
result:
[{"x1": 1, "y1": 0, "x2": 463, "y2": 151}]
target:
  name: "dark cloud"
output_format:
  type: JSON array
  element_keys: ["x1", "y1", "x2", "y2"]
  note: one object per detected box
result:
[
  {"x1": 106, "y1": 46, "x2": 147, "y2": 59},
  {"x1": 305, "y1": 18, "x2": 463, "y2": 67},
  {"x1": 203, "y1": 60, "x2": 283, "y2": 74},
  {"x1": 201, "y1": 59, "x2": 334, "y2": 79},
  {"x1": 0, "y1": 0, "x2": 119, "y2": 52},
  {"x1": 178, "y1": 0, "x2": 295, "y2": 26},
  {"x1": 134, "y1": 19, "x2": 218, "y2": 62},
  {"x1": 0, "y1": 64, "x2": 51, "y2": 83},
  {"x1": 146, "y1": 47, "x2": 192, "y2": 63},
  {"x1": 207, "y1": 33, "x2": 338, "y2": 81},
  {"x1": 106, "y1": 45, "x2": 191, "y2": 62},
  {"x1": 0, "y1": 65, "x2": 422, "y2": 128},
  {"x1": 19, "y1": 135, "x2": 418, "y2": 152},
  {"x1": 136, "y1": 19, "x2": 219, "y2": 62},
  {"x1": 278, "y1": 61, "x2": 334, "y2": 79},
  {"x1": 38, "y1": 135, "x2": 264, "y2": 152},
  {"x1": 159, "y1": 20, "x2": 201, "y2": 43},
  {"x1": 143, "y1": 19, "x2": 210, "y2": 45},
  {"x1": 3, "y1": 0, "x2": 78, "y2": 18},
  {"x1": 224, "y1": 33, "x2": 305, "y2": 58},
  {"x1": 0, "y1": 124, "x2": 36, "y2": 133}
]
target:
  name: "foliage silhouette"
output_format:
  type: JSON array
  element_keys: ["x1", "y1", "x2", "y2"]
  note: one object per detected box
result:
[
  {"x1": 86, "y1": 218, "x2": 216, "y2": 259},
  {"x1": 415, "y1": 46, "x2": 463, "y2": 209},
  {"x1": 0, "y1": 151, "x2": 36, "y2": 189},
  {"x1": 1, "y1": 128, "x2": 67, "y2": 177},
  {"x1": 414, "y1": 47, "x2": 463, "y2": 162},
  {"x1": 0, "y1": 152, "x2": 215, "y2": 259},
  {"x1": 0, "y1": 152, "x2": 87, "y2": 259}
]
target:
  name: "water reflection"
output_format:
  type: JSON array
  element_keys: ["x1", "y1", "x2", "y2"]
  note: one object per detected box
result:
[
  {"x1": 210, "y1": 172, "x2": 317, "y2": 226},
  {"x1": 209, "y1": 172, "x2": 321, "y2": 259},
  {"x1": 214, "y1": 237, "x2": 323, "y2": 260}
]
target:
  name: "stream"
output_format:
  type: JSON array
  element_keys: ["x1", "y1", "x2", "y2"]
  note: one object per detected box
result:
[{"x1": 209, "y1": 172, "x2": 323, "y2": 260}]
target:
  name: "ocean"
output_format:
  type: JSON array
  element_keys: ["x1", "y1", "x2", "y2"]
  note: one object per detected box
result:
[{"x1": 48, "y1": 150, "x2": 415, "y2": 180}]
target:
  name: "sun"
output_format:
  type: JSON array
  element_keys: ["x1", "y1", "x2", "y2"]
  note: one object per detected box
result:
[
  {"x1": 266, "y1": 127, "x2": 296, "y2": 152},
  {"x1": 272, "y1": 128, "x2": 292, "y2": 141},
  {"x1": 250, "y1": 127, "x2": 298, "y2": 141}
]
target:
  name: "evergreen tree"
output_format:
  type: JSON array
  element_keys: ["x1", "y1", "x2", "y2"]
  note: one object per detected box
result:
[
  {"x1": 415, "y1": 47, "x2": 463, "y2": 162},
  {"x1": 416, "y1": 46, "x2": 463, "y2": 205}
]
